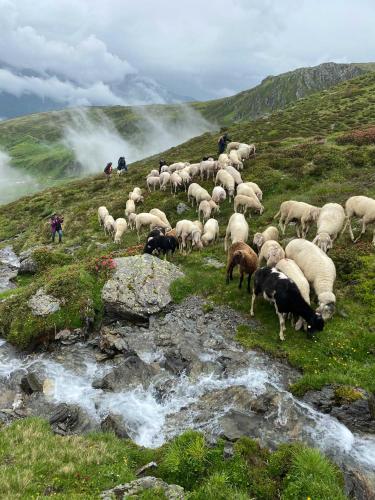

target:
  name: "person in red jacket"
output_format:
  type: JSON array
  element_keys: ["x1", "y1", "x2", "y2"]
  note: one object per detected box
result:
[
  {"x1": 104, "y1": 162, "x2": 113, "y2": 181},
  {"x1": 50, "y1": 214, "x2": 64, "y2": 243}
]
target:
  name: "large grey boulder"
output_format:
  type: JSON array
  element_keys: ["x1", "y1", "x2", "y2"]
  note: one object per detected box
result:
[
  {"x1": 0, "y1": 246, "x2": 20, "y2": 293},
  {"x1": 28, "y1": 288, "x2": 61, "y2": 316},
  {"x1": 101, "y1": 477, "x2": 185, "y2": 500},
  {"x1": 102, "y1": 254, "x2": 183, "y2": 321}
]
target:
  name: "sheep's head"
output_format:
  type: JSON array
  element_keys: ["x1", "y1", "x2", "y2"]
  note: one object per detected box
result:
[
  {"x1": 313, "y1": 233, "x2": 332, "y2": 253},
  {"x1": 253, "y1": 233, "x2": 264, "y2": 250},
  {"x1": 259, "y1": 204, "x2": 265, "y2": 215},
  {"x1": 311, "y1": 207, "x2": 321, "y2": 222},
  {"x1": 317, "y1": 292, "x2": 336, "y2": 320},
  {"x1": 306, "y1": 313, "x2": 324, "y2": 337},
  {"x1": 267, "y1": 247, "x2": 285, "y2": 267}
]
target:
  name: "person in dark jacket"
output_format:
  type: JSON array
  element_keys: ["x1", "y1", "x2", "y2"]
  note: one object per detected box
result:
[
  {"x1": 104, "y1": 162, "x2": 113, "y2": 181},
  {"x1": 50, "y1": 214, "x2": 64, "y2": 243},
  {"x1": 218, "y1": 132, "x2": 231, "y2": 154},
  {"x1": 159, "y1": 159, "x2": 167, "y2": 174},
  {"x1": 117, "y1": 156, "x2": 127, "y2": 173}
]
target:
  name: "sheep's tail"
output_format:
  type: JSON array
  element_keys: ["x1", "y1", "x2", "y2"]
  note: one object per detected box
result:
[{"x1": 273, "y1": 210, "x2": 280, "y2": 220}]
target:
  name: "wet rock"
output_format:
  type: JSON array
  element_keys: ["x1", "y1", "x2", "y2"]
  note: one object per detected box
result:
[
  {"x1": 176, "y1": 202, "x2": 189, "y2": 215},
  {"x1": 20, "y1": 365, "x2": 49, "y2": 393},
  {"x1": 0, "y1": 246, "x2": 20, "y2": 292},
  {"x1": 101, "y1": 477, "x2": 185, "y2": 500},
  {"x1": 223, "y1": 442, "x2": 234, "y2": 459},
  {"x1": 92, "y1": 353, "x2": 159, "y2": 391},
  {"x1": 28, "y1": 288, "x2": 61, "y2": 316},
  {"x1": 163, "y1": 350, "x2": 191, "y2": 375},
  {"x1": 49, "y1": 403, "x2": 92, "y2": 434},
  {"x1": 343, "y1": 465, "x2": 375, "y2": 500},
  {"x1": 55, "y1": 328, "x2": 84, "y2": 345},
  {"x1": 369, "y1": 392, "x2": 375, "y2": 420},
  {"x1": 102, "y1": 254, "x2": 183, "y2": 321},
  {"x1": 98, "y1": 326, "x2": 129, "y2": 354},
  {"x1": 100, "y1": 413, "x2": 130, "y2": 439},
  {"x1": 219, "y1": 409, "x2": 264, "y2": 441}
]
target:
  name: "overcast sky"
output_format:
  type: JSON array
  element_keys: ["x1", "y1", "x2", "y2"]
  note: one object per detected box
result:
[{"x1": 1, "y1": 0, "x2": 375, "y2": 105}]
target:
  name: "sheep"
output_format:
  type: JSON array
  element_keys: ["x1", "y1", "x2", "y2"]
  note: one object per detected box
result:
[
  {"x1": 236, "y1": 184, "x2": 256, "y2": 199},
  {"x1": 160, "y1": 165, "x2": 169, "y2": 173},
  {"x1": 234, "y1": 194, "x2": 264, "y2": 216},
  {"x1": 170, "y1": 172, "x2": 183, "y2": 194},
  {"x1": 98, "y1": 206, "x2": 109, "y2": 226},
  {"x1": 274, "y1": 200, "x2": 321, "y2": 238},
  {"x1": 198, "y1": 200, "x2": 219, "y2": 222},
  {"x1": 146, "y1": 176, "x2": 161, "y2": 192},
  {"x1": 176, "y1": 220, "x2": 203, "y2": 254},
  {"x1": 125, "y1": 199, "x2": 136, "y2": 218},
  {"x1": 188, "y1": 183, "x2": 201, "y2": 206},
  {"x1": 285, "y1": 238, "x2": 336, "y2": 320},
  {"x1": 242, "y1": 182, "x2": 262, "y2": 201},
  {"x1": 148, "y1": 169, "x2": 160, "y2": 178},
  {"x1": 194, "y1": 186, "x2": 211, "y2": 207},
  {"x1": 253, "y1": 226, "x2": 279, "y2": 251},
  {"x1": 129, "y1": 191, "x2": 144, "y2": 204},
  {"x1": 114, "y1": 218, "x2": 127, "y2": 244},
  {"x1": 192, "y1": 220, "x2": 204, "y2": 234},
  {"x1": 218, "y1": 153, "x2": 231, "y2": 169},
  {"x1": 179, "y1": 169, "x2": 191, "y2": 191},
  {"x1": 128, "y1": 213, "x2": 136, "y2": 230},
  {"x1": 224, "y1": 213, "x2": 249, "y2": 252},
  {"x1": 147, "y1": 227, "x2": 166, "y2": 242},
  {"x1": 187, "y1": 163, "x2": 201, "y2": 177},
  {"x1": 226, "y1": 142, "x2": 241, "y2": 152},
  {"x1": 143, "y1": 235, "x2": 178, "y2": 259},
  {"x1": 149, "y1": 208, "x2": 171, "y2": 228},
  {"x1": 200, "y1": 159, "x2": 217, "y2": 180},
  {"x1": 211, "y1": 186, "x2": 227, "y2": 205},
  {"x1": 224, "y1": 165, "x2": 243, "y2": 185},
  {"x1": 103, "y1": 214, "x2": 116, "y2": 237},
  {"x1": 135, "y1": 213, "x2": 170, "y2": 240},
  {"x1": 169, "y1": 161, "x2": 189, "y2": 173},
  {"x1": 237, "y1": 143, "x2": 256, "y2": 159},
  {"x1": 258, "y1": 240, "x2": 285, "y2": 267},
  {"x1": 228, "y1": 150, "x2": 243, "y2": 170},
  {"x1": 201, "y1": 218, "x2": 219, "y2": 246},
  {"x1": 215, "y1": 170, "x2": 235, "y2": 201},
  {"x1": 250, "y1": 267, "x2": 324, "y2": 341},
  {"x1": 159, "y1": 171, "x2": 171, "y2": 191},
  {"x1": 132, "y1": 187, "x2": 142, "y2": 195},
  {"x1": 343, "y1": 195, "x2": 375, "y2": 245},
  {"x1": 226, "y1": 242, "x2": 258, "y2": 292},
  {"x1": 312, "y1": 203, "x2": 346, "y2": 252}
]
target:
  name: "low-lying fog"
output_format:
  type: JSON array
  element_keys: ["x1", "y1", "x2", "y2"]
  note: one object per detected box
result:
[{"x1": 0, "y1": 150, "x2": 41, "y2": 206}]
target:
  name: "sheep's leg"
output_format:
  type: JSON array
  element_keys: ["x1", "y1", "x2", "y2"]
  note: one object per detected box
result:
[
  {"x1": 238, "y1": 271, "x2": 243, "y2": 289},
  {"x1": 250, "y1": 291, "x2": 256, "y2": 316},
  {"x1": 295, "y1": 317, "x2": 304, "y2": 331},
  {"x1": 354, "y1": 218, "x2": 367, "y2": 242},
  {"x1": 247, "y1": 273, "x2": 252, "y2": 293},
  {"x1": 348, "y1": 218, "x2": 355, "y2": 241},
  {"x1": 275, "y1": 306, "x2": 286, "y2": 341}
]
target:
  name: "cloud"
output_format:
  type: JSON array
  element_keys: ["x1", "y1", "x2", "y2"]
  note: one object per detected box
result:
[{"x1": 0, "y1": 148, "x2": 40, "y2": 205}]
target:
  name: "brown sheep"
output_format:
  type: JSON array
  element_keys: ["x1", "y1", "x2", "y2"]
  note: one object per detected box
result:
[{"x1": 226, "y1": 242, "x2": 258, "y2": 293}]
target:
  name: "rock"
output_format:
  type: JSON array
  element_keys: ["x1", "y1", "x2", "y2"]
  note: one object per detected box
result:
[
  {"x1": 136, "y1": 461, "x2": 158, "y2": 476},
  {"x1": 20, "y1": 365, "x2": 49, "y2": 393},
  {"x1": 98, "y1": 326, "x2": 128, "y2": 354},
  {"x1": 101, "y1": 477, "x2": 184, "y2": 500},
  {"x1": 102, "y1": 255, "x2": 183, "y2": 321},
  {"x1": 100, "y1": 413, "x2": 130, "y2": 439},
  {"x1": 19, "y1": 256, "x2": 37, "y2": 274},
  {"x1": 55, "y1": 328, "x2": 84, "y2": 345},
  {"x1": 49, "y1": 403, "x2": 91, "y2": 434},
  {"x1": 163, "y1": 350, "x2": 191, "y2": 375},
  {"x1": 369, "y1": 392, "x2": 375, "y2": 420},
  {"x1": 343, "y1": 465, "x2": 375, "y2": 500},
  {"x1": 219, "y1": 409, "x2": 264, "y2": 441},
  {"x1": 223, "y1": 442, "x2": 234, "y2": 459},
  {"x1": 28, "y1": 288, "x2": 61, "y2": 316},
  {"x1": 0, "y1": 246, "x2": 20, "y2": 292},
  {"x1": 92, "y1": 353, "x2": 159, "y2": 391},
  {"x1": 203, "y1": 257, "x2": 225, "y2": 269},
  {"x1": 176, "y1": 202, "x2": 189, "y2": 215}
]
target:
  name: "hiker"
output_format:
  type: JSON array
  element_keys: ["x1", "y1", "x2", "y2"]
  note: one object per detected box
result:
[
  {"x1": 159, "y1": 159, "x2": 167, "y2": 174},
  {"x1": 104, "y1": 162, "x2": 113, "y2": 181},
  {"x1": 50, "y1": 214, "x2": 64, "y2": 243},
  {"x1": 218, "y1": 132, "x2": 231, "y2": 154},
  {"x1": 117, "y1": 156, "x2": 127, "y2": 174}
]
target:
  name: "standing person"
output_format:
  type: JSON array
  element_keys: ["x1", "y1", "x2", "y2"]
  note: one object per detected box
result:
[
  {"x1": 50, "y1": 214, "x2": 64, "y2": 243},
  {"x1": 159, "y1": 159, "x2": 167, "y2": 174},
  {"x1": 117, "y1": 156, "x2": 127, "y2": 174},
  {"x1": 104, "y1": 162, "x2": 113, "y2": 181},
  {"x1": 217, "y1": 132, "x2": 231, "y2": 154}
]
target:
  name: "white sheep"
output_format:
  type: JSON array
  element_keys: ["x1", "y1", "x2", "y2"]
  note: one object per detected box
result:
[
  {"x1": 224, "y1": 165, "x2": 243, "y2": 185},
  {"x1": 312, "y1": 203, "x2": 346, "y2": 252},
  {"x1": 242, "y1": 182, "x2": 262, "y2": 201},
  {"x1": 128, "y1": 213, "x2": 136, "y2": 230},
  {"x1": 228, "y1": 150, "x2": 243, "y2": 170},
  {"x1": 170, "y1": 172, "x2": 183, "y2": 194},
  {"x1": 343, "y1": 195, "x2": 375, "y2": 245},
  {"x1": 132, "y1": 187, "x2": 142, "y2": 195},
  {"x1": 200, "y1": 159, "x2": 217, "y2": 180},
  {"x1": 129, "y1": 191, "x2": 144, "y2": 204},
  {"x1": 188, "y1": 183, "x2": 201, "y2": 206},
  {"x1": 149, "y1": 208, "x2": 171, "y2": 228},
  {"x1": 125, "y1": 199, "x2": 136, "y2": 218},
  {"x1": 114, "y1": 218, "x2": 128, "y2": 244},
  {"x1": 285, "y1": 238, "x2": 336, "y2": 320},
  {"x1": 218, "y1": 153, "x2": 231, "y2": 169},
  {"x1": 176, "y1": 220, "x2": 203, "y2": 254},
  {"x1": 253, "y1": 226, "x2": 279, "y2": 251},
  {"x1": 236, "y1": 184, "x2": 256, "y2": 199},
  {"x1": 148, "y1": 169, "x2": 160, "y2": 178},
  {"x1": 135, "y1": 213, "x2": 170, "y2": 240},
  {"x1": 212, "y1": 186, "x2": 227, "y2": 204},
  {"x1": 226, "y1": 142, "x2": 241, "y2": 152},
  {"x1": 146, "y1": 176, "x2": 161, "y2": 192},
  {"x1": 274, "y1": 200, "x2": 321, "y2": 238},
  {"x1": 192, "y1": 219, "x2": 204, "y2": 233},
  {"x1": 224, "y1": 213, "x2": 249, "y2": 252},
  {"x1": 98, "y1": 206, "x2": 109, "y2": 226},
  {"x1": 179, "y1": 169, "x2": 191, "y2": 191},
  {"x1": 194, "y1": 186, "x2": 211, "y2": 207},
  {"x1": 198, "y1": 200, "x2": 219, "y2": 222},
  {"x1": 160, "y1": 165, "x2": 169, "y2": 173},
  {"x1": 258, "y1": 240, "x2": 285, "y2": 267},
  {"x1": 202, "y1": 218, "x2": 219, "y2": 246},
  {"x1": 103, "y1": 214, "x2": 116, "y2": 237},
  {"x1": 187, "y1": 163, "x2": 201, "y2": 177},
  {"x1": 169, "y1": 161, "x2": 189, "y2": 173},
  {"x1": 215, "y1": 170, "x2": 235, "y2": 201},
  {"x1": 159, "y1": 171, "x2": 171, "y2": 191},
  {"x1": 234, "y1": 194, "x2": 264, "y2": 216}
]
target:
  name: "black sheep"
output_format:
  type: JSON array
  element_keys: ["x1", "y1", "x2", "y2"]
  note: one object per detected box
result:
[
  {"x1": 143, "y1": 235, "x2": 178, "y2": 259},
  {"x1": 250, "y1": 267, "x2": 324, "y2": 340}
]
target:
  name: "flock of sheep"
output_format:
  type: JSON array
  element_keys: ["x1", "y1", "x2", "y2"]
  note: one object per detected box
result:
[{"x1": 96, "y1": 139, "x2": 375, "y2": 340}]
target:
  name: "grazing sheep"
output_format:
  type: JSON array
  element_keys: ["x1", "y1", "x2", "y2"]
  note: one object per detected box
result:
[
  {"x1": 187, "y1": 163, "x2": 201, "y2": 177},
  {"x1": 274, "y1": 200, "x2": 321, "y2": 238},
  {"x1": 160, "y1": 165, "x2": 169, "y2": 173},
  {"x1": 176, "y1": 220, "x2": 203, "y2": 254},
  {"x1": 224, "y1": 165, "x2": 243, "y2": 185},
  {"x1": 135, "y1": 213, "x2": 170, "y2": 240},
  {"x1": 129, "y1": 191, "x2": 144, "y2": 204},
  {"x1": 236, "y1": 143, "x2": 253, "y2": 160},
  {"x1": 148, "y1": 170, "x2": 160, "y2": 178},
  {"x1": 125, "y1": 199, "x2": 136, "y2": 218},
  {"x1": 228, "y1": 150, "x2": 243, "y2": 170},
  {"x1": 103, "y1": 214, "x2": 116, "y2": 237},
  {"x1": 258, "y1": 240, "x2": 285, "y2": 267},
  {"x1": 250, "y1": 267, "x2": 324, "y2": 341},
  {"x1": 198, "y1": 200, "x2": 218, "y2": 222},
  {"x1": 343, "y1": 195, "x2": 375, "y2": 245},
  {"x1": 226, "y1": 242, "x2": 258, "y2": 292},
  {"x1": 234, "y1": 194, "x2": 264, "y2": 216},
  {"x1": 253, "y1": 226, "x2": 279, "y2": 251},
  {"x1": 146, "y1": 176, "x2": 161, "y2": 192},
  {"x1": 236, "y1": 184, "x2": 257, "y2": 199},
  {"x1": 192, "y1": 220, "x2": 204, "y2": 233},
  {"x1": 114, "y1": 218, "x2": 127, "y2": 244},
  {"x1": 212, "y1": 186, "x2": 227, "y2": 204},
  {"x1": 98, "y1": 206, "x2": 109, "y2": 226},
  {"x1": 201, "y1": 218, "x2": 219, "y2": 246},
  {"x1": 128, "y1": 213, "x2": 136, "y2": 230},
  {"x1": 224, "y1": 213, "x2": 249, "y2": 252},
  {"x1": 159, "y1": 172, "x2": 171, "y2": 191},
  {"x1": 132, "y1": 187, "x2": 142, "y2": 195},
  {"x1": 169, "y1": 161, "x2": 189, "y2": 173},
  {"x1": 143, "y1": 235, "x2": 178, "y2": 259},
  {"x1": 149, "y1": 208, "x2": 171, "y2": 228},
  {"x1": 218, "y1": 153, "x2": 231, "y2": 169},
  {"x1": 226, "y1": 142, "x2": 241, "y2": 152},
  {"x1": 147, "y1": 227, "x2": 166, "y2": 242},
  {"x1": 215, "y1": 170, "x2": 235, "y2": 201},
  {"x1": 179, "y1": 169, "x2": 191, "y2": 191},
  {"x1": 285, "y1": 238, "x2": 336, "y2": 320},
  {"x1": 194, "y1": 186, "x2": 211, "y2": 207},
  {"x1": 170, "y1": 172, "x2": 183, "y2": 194},
  {"x1": 187, "y1": 183, "x2": 201, "y2": 206},
  {"x1": 312, "y1": 203, "x2": 346, "y2": 252},
  {"x1": 242, "y1": 182, "x2": 262, "y2": 201},
  {"x1": 200, "y1": 159, "x2": 217, "y2": 180}
]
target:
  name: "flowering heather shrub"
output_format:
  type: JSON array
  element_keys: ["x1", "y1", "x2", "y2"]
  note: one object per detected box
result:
[
  {"x1": 336, "y1": 126, "x2": 375, "y2": 145},
  {"x1": 93, "y1": 255, "x2": 116, "y2": 276}
]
